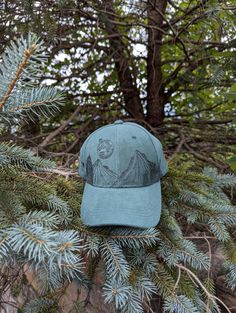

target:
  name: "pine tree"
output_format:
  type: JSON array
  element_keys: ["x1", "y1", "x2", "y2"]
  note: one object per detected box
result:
[{"x1": 1, "y1": 33, "x2": 236, "y2": 313}]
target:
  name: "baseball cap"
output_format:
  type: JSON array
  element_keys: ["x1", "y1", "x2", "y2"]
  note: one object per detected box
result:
[{"x1": 78, "y1": 119, "x2": 168, "y2": 228}]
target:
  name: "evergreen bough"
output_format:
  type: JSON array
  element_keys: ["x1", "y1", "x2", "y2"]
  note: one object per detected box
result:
[{"x1": 0, "y1": 33, "x2": 85, "y2": 300}]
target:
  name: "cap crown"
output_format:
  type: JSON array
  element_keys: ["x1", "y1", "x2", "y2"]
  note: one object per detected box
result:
[{"x1": 78, "y1": 120, "x2": 168, "y2": 188}]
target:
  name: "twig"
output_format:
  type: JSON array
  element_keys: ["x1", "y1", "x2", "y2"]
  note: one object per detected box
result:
[
  {"x1": 28, "y1": 168, "x2": 80, "y2": 180},
  {"x1": 65, "y1": 112, "x2": 98, "y2": 153},
  {"x1": 184, "y1": 236, "x2": 217, "y2": 239},
  {"x1": 177, "y1": 264, "x2": 232, "y2": 313},
  {"x1": 168, "y1": 138, "x2": 185, "y2": 161},
  {"x1": 38, "y1": 106, "x2": 82, "y2": 148},
  {"x1": 173, "y1": 266, "x2": 181, "y2": 291},
  {"x1": 143, "y1": 300, "x2": 156, "y2": 313},
  {"x1": 49, "y1": 168, "x2": 79, "y2": 178},
  {"x1": 204, "y1": 233, "x2": 213, "y2": 313},
  {"x1": 183, "y1": 141, "x2": 226, "y2": 169}
]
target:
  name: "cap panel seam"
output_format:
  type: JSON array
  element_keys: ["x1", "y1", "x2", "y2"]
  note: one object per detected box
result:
[
  {"x1": 147, "y1": 133, "x2": 160, "y2": 165},
  {"x1": 124, "y1": 122, "x2": 160, "y2": 164}
]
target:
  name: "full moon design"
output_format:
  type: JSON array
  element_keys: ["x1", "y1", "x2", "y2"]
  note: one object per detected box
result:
[{"x1": 97, "y1": 139, "x2": 114, "y2": 159}]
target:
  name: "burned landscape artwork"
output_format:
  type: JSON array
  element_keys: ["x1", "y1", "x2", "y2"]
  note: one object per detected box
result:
[{"x1": 85, "y1": 150, "x2": 160, "y2": 187}]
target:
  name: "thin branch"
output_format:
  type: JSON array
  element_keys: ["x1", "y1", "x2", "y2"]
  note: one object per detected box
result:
[
  {"x1": 167, "y1": 0, "x2": 209, "y2": 27},
  {"x1": 183, "y1": 141, "x2": 226, "y2": 169},
  {"x1": 177, "y1": 264, "x2": 232, "y2": 313},
  {"x1": 167, "y1": 138, "x2": 185, "y2": 161},
  {"x1": 38, "y1": 106, "x2": 82, "y2": 148}
]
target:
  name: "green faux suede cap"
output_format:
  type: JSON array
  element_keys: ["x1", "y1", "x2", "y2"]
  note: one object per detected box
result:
[{"x1": 78, "y1": 119, "x2": 168, "y2": 228}]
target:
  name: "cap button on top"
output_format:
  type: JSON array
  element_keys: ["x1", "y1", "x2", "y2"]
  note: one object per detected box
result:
[{"x1": 114, "y1": 119, "x2": 124, "y2": 124}]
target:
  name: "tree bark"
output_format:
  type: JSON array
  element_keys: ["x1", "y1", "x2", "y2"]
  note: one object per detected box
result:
[
  {"x1": 96, "y1": 1, "x2": 144, "y2": 120},
  {"x1": 146, "y1": 0, "x2": 168, "y2": 126}
]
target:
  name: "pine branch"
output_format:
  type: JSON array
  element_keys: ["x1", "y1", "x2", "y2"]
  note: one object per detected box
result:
[
  {"x1": 0, "y1": 142, "x2": 55, "y2": 172},
  {"x1": 100, "y1": 238, "x2": 130, "y2": 281},
  {"x1": 0, "y1": 35, "x2": 38, "y2": 110},
  {"x1": 7, "y1": 222, "x2": 57, "y2": 262},
  {"x1": 0, "y1": 32, "x2": 64, "y2": 123},
  {"x1": 22, "y1": 298, "x2": 57, "y2": 313},
  {"x1": 103, "y1": 277, "x2": 145, "y2": 313},
  {"x1": 127, "y1": 248, "x2": 158, "y2": 276},
  {"x1": 110, "y1": 227, "x2": 160, "y2": 249},
  {"x1": 18, "y1": 210, "x2": 61, "y2": 228},
  {"x1": 163, "y1": 294, "x2": 200, "y2": 313},
  {"x1": 82, "y1": 235, "x2": 102, "y2": 257},
  {"x1": 224, "y1": 261, "x2": 236, "y2": 290},
  {"x1": 0, "y1": 31, "x2": 87, "y2": 304},
  {"x1": 152, "y1": 263, "x2": 176, "y2": 298},
  {"x1": 103, "y1": 278, "x2": 132, "y2": 310},
  {"x1": 132, "y1": 275, "x2": 157, "y2": 302},
  {"x1": 0, "y1": 230, "x2": 10, "y2": 260}
]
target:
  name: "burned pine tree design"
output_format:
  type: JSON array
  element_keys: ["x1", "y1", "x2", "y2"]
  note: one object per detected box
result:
[
  {"x1": 86, "y1": 155, "x2": 93, "y2": 184},
  {"x1": 85, "y1": 150, "x2": 161, "y2": 187}
]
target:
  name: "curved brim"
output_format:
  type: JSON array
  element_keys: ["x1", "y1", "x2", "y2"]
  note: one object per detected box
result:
[{"x1": 80, "y1": 181, "x2": 162, "y2": 228}]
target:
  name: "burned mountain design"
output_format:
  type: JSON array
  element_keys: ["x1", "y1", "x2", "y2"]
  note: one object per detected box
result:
[
  {"x1": 85, "y1": 150, "x2": 160, "y2": 187},
  {"x1": 92, "y1": 159, "x2": 118, "y2": 186},
  {"x1": 111, "y1": 150, "x2": 160, "y2": 187}
]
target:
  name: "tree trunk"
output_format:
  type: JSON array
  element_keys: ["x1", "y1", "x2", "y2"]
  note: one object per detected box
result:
[{"x1": 146, "y1": 0, "x2": 167, "y2": 126}]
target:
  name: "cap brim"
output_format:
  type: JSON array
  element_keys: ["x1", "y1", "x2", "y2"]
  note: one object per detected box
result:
[{"x1": 80, "y1": 181, "x2": 162, "y2": 228}]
